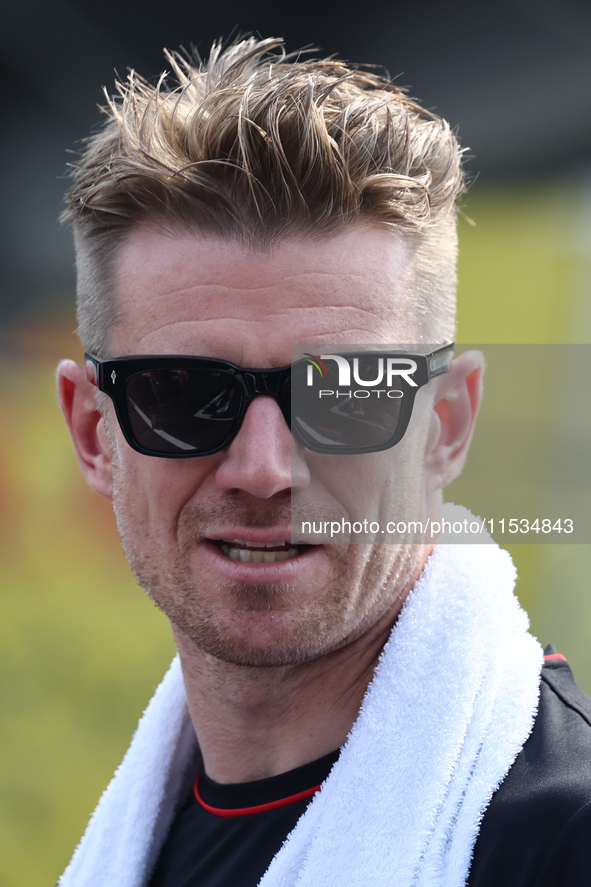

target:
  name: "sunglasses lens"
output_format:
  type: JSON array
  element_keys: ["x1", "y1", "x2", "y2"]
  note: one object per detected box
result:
[
  {"x1": 124, "y1": 369, "x2": 243, "y2": 454},
  {"x1": 290, "y1": 359, "x2": 405, "y2": 451}
]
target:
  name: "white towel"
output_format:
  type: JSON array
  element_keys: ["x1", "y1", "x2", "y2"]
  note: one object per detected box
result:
[{"x1": 59, "y1": 519, "x2": 543, "y2": 887}]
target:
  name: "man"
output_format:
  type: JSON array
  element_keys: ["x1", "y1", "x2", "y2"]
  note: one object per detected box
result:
[{"x1": 56, "y1": 37, "x2": 591, "y2": 887}]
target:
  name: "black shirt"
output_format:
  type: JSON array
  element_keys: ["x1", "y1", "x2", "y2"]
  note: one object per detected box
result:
[
  {"x1": 149, "y1": 649, "x2": 591, "y2": 887},
  {"x1": 147, "y1": 749, "x2": 341, "y2": 887},
  {"x1": 468, "y1": 649, "x2": 591, "y2": 886}
]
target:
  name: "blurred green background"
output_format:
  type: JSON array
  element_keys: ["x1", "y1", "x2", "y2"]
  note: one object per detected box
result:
[{"x1": 1, "y1": 178, "x2": 590, "y2": 885}]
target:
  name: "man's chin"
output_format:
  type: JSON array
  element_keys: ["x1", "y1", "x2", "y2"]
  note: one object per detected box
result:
[{"x1": 173, "y1": 607, "x2": 342, "y2": 669}]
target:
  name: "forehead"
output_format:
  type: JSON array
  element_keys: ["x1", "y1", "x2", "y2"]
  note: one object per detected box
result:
[{"x1": 111, "y1": 224, "x2": 421, "y2": 364}]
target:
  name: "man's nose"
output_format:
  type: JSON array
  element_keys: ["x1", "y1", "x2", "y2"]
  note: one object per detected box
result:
[{"x1": 215, "y1": 396, "x2": 310, "y2": 498}]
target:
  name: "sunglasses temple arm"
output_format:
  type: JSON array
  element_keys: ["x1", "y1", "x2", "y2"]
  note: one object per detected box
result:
[
  {"x1": 84, "y1": 354, "x2": 100, "y2": 388},
  {"x1": 427, "y1": 344, "x2": 454, "y2": 381}
]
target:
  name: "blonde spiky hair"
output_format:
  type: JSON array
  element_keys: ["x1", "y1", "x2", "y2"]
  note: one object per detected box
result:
[{"x1": 63, "y1": 37, "x2": 466, "y2": 353}]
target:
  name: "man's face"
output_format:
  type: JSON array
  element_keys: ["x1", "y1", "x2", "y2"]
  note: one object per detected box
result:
[{"x1": 103, "y1": 224, "x2": 438, "y2": 667}]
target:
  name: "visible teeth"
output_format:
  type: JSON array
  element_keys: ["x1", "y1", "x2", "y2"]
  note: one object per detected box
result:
[
  {"x1": 226, "y1": 538, "x2": 289, "y2": 549},
  {"x1": 222, "y1": 544, "x2": 298, "y2": 563}
]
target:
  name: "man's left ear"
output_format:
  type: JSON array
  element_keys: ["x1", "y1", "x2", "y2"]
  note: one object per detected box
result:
[{"x1": 424, "y1": 350, "x2": 484, "y2": 491}]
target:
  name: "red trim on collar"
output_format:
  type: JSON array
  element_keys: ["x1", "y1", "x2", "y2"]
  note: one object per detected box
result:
[
  {"x1": 544, "y1": 653, "x2": 567, "y2": 662},
  {"x1": 193, "y1": 773, "x2": 321, "y2": 817}
]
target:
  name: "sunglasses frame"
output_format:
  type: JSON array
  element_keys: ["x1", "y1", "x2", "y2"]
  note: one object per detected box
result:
[{"x1": 85, "y1": 344, "x2": 454, "y2": 458}]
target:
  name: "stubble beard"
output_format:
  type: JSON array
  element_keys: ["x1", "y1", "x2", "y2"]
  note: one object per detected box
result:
[
  {"x1": 113, "y1": 489, "x2": 418, "y2": 669},
  {"x1": 105, "y1": 402, "x2": 423, "y2": 670}
]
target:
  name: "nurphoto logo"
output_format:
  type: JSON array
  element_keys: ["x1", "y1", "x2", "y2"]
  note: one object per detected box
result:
[{"x1": 305, "y1": 353, "x2": 418, "y2": 399}]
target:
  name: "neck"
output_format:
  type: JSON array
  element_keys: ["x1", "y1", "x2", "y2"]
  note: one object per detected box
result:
[{"x1": 172, "y1": 546, "x2": 431, "y2": 784}]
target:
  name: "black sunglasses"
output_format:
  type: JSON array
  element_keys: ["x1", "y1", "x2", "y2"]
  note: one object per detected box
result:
[{"x1": 85, "y1": 345, "x2": 453, "y2": 458}]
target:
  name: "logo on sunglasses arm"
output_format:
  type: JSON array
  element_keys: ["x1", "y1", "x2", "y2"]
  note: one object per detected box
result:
[{"x1": 305, "y1": 354, "x2": 418, "y2": 399}]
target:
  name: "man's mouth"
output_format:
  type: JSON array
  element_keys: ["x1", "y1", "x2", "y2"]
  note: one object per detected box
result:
[{"x1": 212, "y1": 539, "x2": 311, "y2": 564}]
